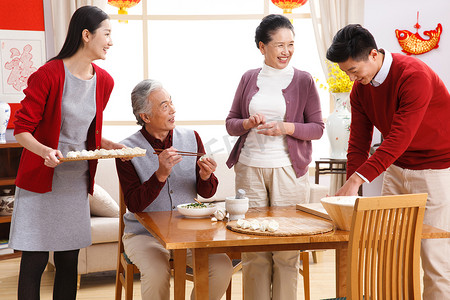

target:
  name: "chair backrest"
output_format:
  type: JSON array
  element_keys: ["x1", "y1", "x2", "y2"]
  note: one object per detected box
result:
[
  {"x1": 118, "y1": 187, "x2": 126, "y2": 255},
  {"x1": 347, "y1": 193, "x2": 427, "y2": 300}
]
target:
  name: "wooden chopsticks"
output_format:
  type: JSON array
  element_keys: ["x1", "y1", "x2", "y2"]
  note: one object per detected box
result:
[{"x1": 153, "y1": 148, "x2": 205, "y2": 157}]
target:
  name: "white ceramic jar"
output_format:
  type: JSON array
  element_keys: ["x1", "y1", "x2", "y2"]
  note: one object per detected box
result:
[
  {"x1": 326, "y1": 93, "x2": 351, "y2": 159},
  {"x1": 0, "y1": 102, "x2": 11, "y2": 143}
]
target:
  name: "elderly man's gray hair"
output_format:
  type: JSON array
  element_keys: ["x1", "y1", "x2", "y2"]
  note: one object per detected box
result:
[{"x1": 131, "y1": 79, "x2": 163, "y2": 126}]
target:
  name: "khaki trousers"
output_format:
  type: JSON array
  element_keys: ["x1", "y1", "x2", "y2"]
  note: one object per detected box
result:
[
  {"x1": 235, "y1": 162, "x2": 310, "y2": 300},
  {"x1": 123, "y1": 233, "x2": 233, "y2": 300},
  {"x1": 382, "y1": 165, "x2": 450, "y2": 300}
]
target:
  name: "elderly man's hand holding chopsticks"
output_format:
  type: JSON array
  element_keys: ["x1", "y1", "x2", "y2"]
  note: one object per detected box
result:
[{"x1": 154, "y1": 146, "x2": 182, "y2": 182}]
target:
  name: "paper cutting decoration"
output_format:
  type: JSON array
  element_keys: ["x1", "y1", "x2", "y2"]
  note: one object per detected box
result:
[
  {"x1": 0, "y1": 30, "x2": 45, "y2": 103},
  {"x1": 395, "y1": 12, "x2": 442, "y2": 55},
  {"x1": 4, "y1": 44, "x2": 37, "y2": 92}
]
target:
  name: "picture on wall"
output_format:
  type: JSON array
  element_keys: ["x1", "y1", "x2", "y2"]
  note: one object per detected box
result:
[{"x1": 0, "y1": 29, "x2": 46, "y2": 103}]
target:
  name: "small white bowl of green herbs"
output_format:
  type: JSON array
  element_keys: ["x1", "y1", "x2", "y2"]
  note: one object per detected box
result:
[{"x1": 177, "y1": 202, "x2": 217, "y2": 218}]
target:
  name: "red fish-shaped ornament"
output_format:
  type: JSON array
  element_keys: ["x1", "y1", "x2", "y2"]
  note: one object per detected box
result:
[{"x1": 395, "y1": 13, "x2": 442, "y2": 55}]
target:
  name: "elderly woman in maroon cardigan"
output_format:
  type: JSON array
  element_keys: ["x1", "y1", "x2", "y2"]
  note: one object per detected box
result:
[
  {"x1": 225, "y1": 14, "x2": 324, "y2": 300},
  {"x1": 9, "y1": 6, "x2": 124, "y2": 300}
]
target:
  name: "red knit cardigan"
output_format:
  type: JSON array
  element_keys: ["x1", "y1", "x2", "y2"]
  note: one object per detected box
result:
[{"x1": 14, "y1": 59, "x2": 114, "y2": 194}]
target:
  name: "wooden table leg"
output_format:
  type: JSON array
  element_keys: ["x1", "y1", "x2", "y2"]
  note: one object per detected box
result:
[
  {"x1": 335, "y1": 247, "x2": 348, "y2": 297},
  {"x1": 173, "y1": 249, "x2": 187, "y2": 300},
  {"x1": 192, "y1": 248, "x2": 209, "y2": 300}
]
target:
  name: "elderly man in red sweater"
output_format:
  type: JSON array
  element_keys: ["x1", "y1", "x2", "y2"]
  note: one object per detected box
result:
[{"x1": 326, "y1": 24, "x2": 450, "y2": 299}]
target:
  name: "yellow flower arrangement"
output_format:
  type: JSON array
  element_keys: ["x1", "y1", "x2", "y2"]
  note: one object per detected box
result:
[{"x1": 326, "y1": 61, "x2": 354, "y2": 93}]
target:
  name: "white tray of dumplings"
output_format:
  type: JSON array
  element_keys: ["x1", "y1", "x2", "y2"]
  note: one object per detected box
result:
[{"x1": 59, "y1": 147, "x2": 146, "y2": 162}]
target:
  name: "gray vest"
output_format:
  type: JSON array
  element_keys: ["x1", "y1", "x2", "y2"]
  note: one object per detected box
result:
[{"x1": 121, "y1": 127, "x2": 197, "y2": 235}]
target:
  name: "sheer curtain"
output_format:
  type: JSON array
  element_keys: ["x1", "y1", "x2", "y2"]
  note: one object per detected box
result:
[
  {"x1": 310, "y1": 0, "x2": 364, "y2": 76},
  {"x1": 310, "y1": 0, "x2": 364, "y2": 196},
  {"x1": 49, "y1": 0, "x2": 106, "y2": 55}
]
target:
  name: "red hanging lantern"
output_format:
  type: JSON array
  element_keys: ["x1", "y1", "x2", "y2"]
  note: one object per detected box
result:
[
  {"x1": 271, "y1": 0, "x2": 308, "y2": 14},
  {"x1": 108, "y1": 0, "x2": 141, "y2": 15}
]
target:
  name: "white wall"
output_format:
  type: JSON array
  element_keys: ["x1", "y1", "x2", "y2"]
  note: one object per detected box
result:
[
  {"x1": 364, "y1": 0, "x2": 450, "y2": 88},
  {"x1": 362, "y1": 0, "x2": 450, "y2": 196}
]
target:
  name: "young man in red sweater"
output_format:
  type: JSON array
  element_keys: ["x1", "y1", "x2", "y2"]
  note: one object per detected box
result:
[{"x1": 327, "y1": 24, "x2": 450, "y2": 299}]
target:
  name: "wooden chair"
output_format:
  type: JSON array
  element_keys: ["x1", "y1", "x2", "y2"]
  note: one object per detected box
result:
[
  {"x1": 114, "y1": 189, "x2": 241, "y2": 300},
  {"x1": 114, "y1": 190, "x2": 140, "y2": 300},
  {"x1": 323, "y1": 193, "x2": 427, "y2": 300}
]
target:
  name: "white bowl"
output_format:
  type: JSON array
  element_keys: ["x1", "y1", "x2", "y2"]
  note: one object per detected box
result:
[
  {"x1": 320, "y1": 196, "x2": 358, "y2": 231},
  {"x1": 225, "y1": 196, "x2": 249, "y2": 220},
  {"x1": 177, "y1": 203, "x2": 217, "y2": 218}
]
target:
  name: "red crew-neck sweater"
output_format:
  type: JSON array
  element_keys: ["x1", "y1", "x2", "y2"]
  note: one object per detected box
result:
[{"x1": 348, "y1": 53, "x2": 450, "y2": 182}]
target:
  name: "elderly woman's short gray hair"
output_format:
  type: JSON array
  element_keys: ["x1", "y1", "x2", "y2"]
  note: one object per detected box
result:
[{"x1": 131, "y1": 79, "x2": 163, "y2": 126}]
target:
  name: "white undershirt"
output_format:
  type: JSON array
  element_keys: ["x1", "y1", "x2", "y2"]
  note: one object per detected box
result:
[
  {"x1": 238, "y1": 63, "x2": 294, "y2": 168},
  {"x1": 370, "y1": 50, "x2": 392, "y2": 87}
]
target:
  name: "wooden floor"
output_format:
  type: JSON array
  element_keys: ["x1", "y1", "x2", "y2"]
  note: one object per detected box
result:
[{"x1": 0, "y1": 251, "x2": 339, "y2": 300}]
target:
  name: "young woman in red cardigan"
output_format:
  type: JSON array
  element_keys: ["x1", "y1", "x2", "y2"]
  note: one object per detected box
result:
[{"x1": 9, "y1": 6, "x2": 124, "y2": 300}]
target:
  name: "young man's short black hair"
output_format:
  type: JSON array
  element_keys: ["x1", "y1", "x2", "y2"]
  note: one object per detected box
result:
[{"x1": 326, "y1": 24, "x2": 378, "y2": 63}]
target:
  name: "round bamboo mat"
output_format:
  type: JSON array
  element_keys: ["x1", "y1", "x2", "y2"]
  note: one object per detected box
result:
[{"x1": 227, "y1": 216, "x2": 334, "y2": 236}]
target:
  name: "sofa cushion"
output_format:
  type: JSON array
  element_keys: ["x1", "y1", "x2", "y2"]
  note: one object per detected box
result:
[
  {"x1": 90, "y1": 216, "x2": 119, "y2": 244},
  {"x1": 89, "y1": 184, "x2": 119, "y2": 217},
  {"x1": 198, "y1": 152, "x2": 235, "y2": 202}
]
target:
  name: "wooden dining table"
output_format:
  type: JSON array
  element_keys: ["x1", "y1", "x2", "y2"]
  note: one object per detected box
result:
[{"x1": 135, "y1": 206, "x2": 450, "y2": 300}]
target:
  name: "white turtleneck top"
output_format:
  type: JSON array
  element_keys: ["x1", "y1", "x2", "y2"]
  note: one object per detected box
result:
[{"x1": 238, "y1": 63, "x2": 294, "y2": 168}]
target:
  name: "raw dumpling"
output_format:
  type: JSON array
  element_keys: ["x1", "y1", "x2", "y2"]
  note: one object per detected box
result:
[{"x1": 267, "y1": 220, "x2": 279, "y2": 232}]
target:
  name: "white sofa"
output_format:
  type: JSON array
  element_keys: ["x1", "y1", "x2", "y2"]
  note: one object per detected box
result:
[{"x1": 48, "y1": 152, "x2": 328, "y2": 283}]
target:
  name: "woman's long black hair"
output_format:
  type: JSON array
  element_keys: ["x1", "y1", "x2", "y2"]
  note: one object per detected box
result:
[{"x1": 49, "y1": 5, "x2": 109, "y2": 61}]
